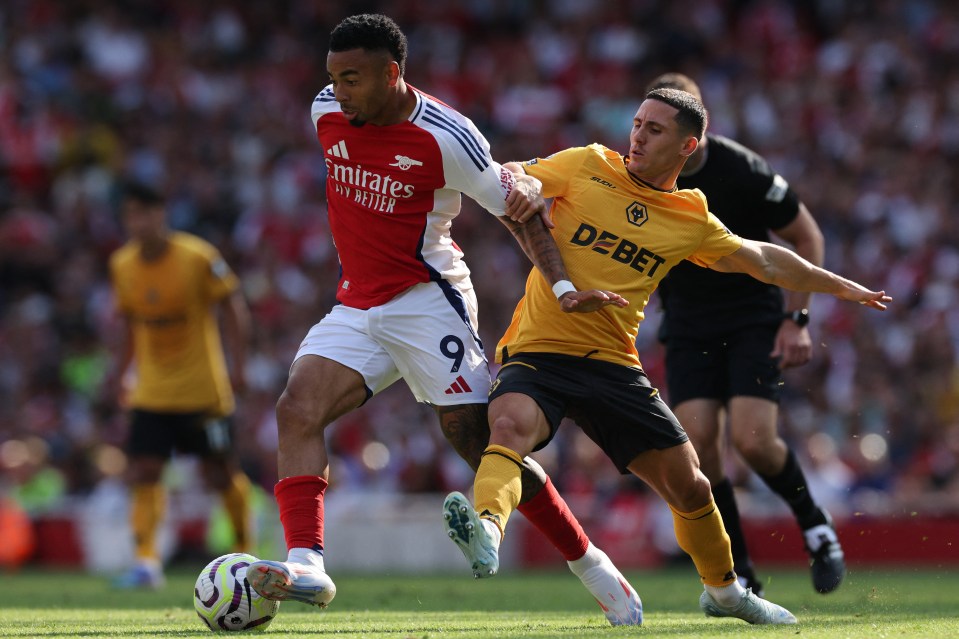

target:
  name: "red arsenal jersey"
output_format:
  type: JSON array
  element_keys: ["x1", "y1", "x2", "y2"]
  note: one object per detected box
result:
[{"x1": 312, "y1": 85, "x2": 513, "y2": 309}]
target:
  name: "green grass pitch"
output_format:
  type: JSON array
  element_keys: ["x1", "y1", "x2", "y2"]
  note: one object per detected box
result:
[{"x1": 0, "y1": 566, "x2": 957, "y2": 638}]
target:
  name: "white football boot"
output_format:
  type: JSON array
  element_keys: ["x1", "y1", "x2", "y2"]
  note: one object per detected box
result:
[
  {"x1": 568, "y1": 544, "x2": 643, "y2": 625},
  {"x1": 246, "y1": 560, "x2": 336, "y2": 607}
]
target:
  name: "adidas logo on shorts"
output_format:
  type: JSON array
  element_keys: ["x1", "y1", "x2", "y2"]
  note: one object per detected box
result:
[{"x1": 444, "y1": 375, "x2": 473, "y2": 395}]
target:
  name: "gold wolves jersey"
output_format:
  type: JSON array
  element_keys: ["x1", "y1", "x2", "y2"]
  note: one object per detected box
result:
[
  {"x1": 109, "y1": 231, "x2": 238, "y2": 415},
  {"x1": 497, "y1": 144, "x2": 743, "y2": 369}
]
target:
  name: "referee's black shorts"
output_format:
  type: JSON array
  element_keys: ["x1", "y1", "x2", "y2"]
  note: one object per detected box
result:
[
  {"x1": 663, "y1": 324, "x2": 782, "y2": 406},
  {"x1": 490, "y1": 352, "x2": 687, "y2": 473}
]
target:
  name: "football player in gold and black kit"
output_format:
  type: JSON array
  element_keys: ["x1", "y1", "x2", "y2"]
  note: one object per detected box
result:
[
  {"x1": 106, "y1": 180, "x2": 252, "y2": 588},
  {"x1": 443, "y1": 88, "x2": 890, "y2": 624},
  {"x1": 649, "y1": 73, "x2": 843, "y2": 597}
]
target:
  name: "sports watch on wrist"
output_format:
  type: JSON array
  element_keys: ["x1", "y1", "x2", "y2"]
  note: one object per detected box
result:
[{"x1": 785, "y1": 308, "x2": 810, "y2": 327}]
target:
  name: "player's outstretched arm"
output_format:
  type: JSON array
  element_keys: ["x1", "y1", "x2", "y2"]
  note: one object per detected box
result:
[
  {"x1": 498, "y1": 164, "x2": 626, "y2": 312},
  {"x1": 710, "y1": 239, "x2": 892, "y2": 310}
]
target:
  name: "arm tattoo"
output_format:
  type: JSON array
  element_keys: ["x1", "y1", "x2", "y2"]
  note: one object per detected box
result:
[{"x1": 499, "y1": 216, "x2": 570, "y2": 286}]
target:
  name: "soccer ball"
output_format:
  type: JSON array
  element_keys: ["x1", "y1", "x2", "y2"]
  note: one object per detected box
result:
[{"x1": 194, "y1": 553, "x2": 280, "y2": 632}]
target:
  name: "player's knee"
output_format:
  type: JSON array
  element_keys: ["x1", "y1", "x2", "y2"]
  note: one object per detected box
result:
[
  {"x1": 202, "y1": 468, "x2": 231, "y2": 492},
  {"x1": 737, "y1": 442, "x2": 765, "y2": 466},
  {"x1": 489, "y1": 414, "x2": 536, "y2": 451},
  {"x1": 129, "y1": 456, "x2": 165, "y2": 484},
  {"x1": 489, "y1": 413, "x2": 519, "y2": 439},
  {"x1": 669, "y1": 472, "x2": 714, "y2": 512},
  {"x1": 734, "y1": 433, "x2": 783, "y2": 470},
  {"x1": 200, "y1": 458, "x2": 235, "y2": 491},
  {"x1": 275, "y1": 387, "x2": 327, "y2": 437}
]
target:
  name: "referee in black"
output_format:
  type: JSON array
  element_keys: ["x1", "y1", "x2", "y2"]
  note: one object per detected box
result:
[{"x1": 649, "y1": 73, "x2": 845, "y2": 596}]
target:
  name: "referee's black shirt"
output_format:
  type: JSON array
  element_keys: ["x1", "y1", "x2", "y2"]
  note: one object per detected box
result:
[{"x1": 657, "y1": 134, "x2": 802, "y2": 340}]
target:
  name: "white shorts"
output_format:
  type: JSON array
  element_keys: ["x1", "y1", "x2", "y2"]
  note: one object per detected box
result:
[{"x1": 295, "y1": 281, "x2": 491, "y2": 406}]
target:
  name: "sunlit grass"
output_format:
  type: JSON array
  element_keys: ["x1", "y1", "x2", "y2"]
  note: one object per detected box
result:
[{"x1": 1, "y1": 566, "x2": 957, "y2": 638}]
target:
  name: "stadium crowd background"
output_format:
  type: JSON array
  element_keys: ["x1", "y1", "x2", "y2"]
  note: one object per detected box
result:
[{"x1": 2, "y1": 0, "x2": 959, "y2": 563}]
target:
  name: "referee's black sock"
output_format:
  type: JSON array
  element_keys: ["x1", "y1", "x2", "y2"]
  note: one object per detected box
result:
[
  {"x1": 758, "y1": 447, "x2": 828, "y2": 531},
  {"x1": 711, "y1": 477, "x2": 754, "y2": 577}
]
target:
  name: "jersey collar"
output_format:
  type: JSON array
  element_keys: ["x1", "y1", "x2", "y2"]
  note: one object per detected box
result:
[
  {"x1": 408, "y1": 86, "x2": 425, "y2": 122},
  {"x1": 621, "y1": 156, "x2": 679, "y2": 193}
]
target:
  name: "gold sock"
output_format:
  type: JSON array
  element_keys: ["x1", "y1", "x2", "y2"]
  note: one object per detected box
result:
[
  {"x1": 131, "y1": 483, "x2": 165, "y2": 562},
  {"x1": 474, "y1": 445, "x2": 524, "y2": 538},
  {"x1": 670, "y1": 499, "x2": 736, "y2": 587},
  {"x1": 221, "y1": 472, "x2": 253, "y2": 552}
]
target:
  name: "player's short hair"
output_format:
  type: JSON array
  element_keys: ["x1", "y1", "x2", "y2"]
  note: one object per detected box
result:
[
  {"x1": 645, "y1": 88, "x2": 708, "y2": 140},
  {"x1": 118, "y1": 179, "x2": 165, "y2": 207},
  {"x1": 645, "y1": 72, "x2": 702, "y2": 101},
  {"x1": 330, "y1": 14, "x2": 408, "y2": 75}
]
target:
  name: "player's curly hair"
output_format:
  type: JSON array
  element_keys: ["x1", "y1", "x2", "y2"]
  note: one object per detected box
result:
[
  {"x1": 646, "y1": 87, "x2": 708, "y2": 140},
  {"x1": 330, "y1": 14, "x2": 408, "y2": 75}
]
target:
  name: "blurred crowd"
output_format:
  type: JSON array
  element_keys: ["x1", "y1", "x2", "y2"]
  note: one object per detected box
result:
[{"x1": 2, "y1": 0, "x2": 959, "y2": 540}]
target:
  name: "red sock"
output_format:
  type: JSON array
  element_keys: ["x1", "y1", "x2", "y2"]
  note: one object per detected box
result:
[
  {"x1": 516, "y1": 475, "x2": 589, "y2": 561},
  {"x1": 275, "y1": 475, "x2": 327, "y2": 552}
]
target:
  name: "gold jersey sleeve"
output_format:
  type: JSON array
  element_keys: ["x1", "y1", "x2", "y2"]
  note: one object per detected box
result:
[
  {"x1": 497, "y1": 144, "x2": 743, "y2": 368},
  {"x1": 109, "y1": 231, "x2": 239, "y2": 415}
]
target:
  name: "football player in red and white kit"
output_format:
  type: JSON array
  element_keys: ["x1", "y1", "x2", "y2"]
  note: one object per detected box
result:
[{"x1": 247, "y1": 14, "x2": 642, "y2": 626}]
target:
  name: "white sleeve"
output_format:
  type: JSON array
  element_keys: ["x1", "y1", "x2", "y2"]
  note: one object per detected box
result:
[
  {"x1": 311, "y1": 85, "x2": 336, "y2": 129},
  {"x1": 429, "y1": 111, "x2": 510, "y2": 217},
  {"x1": 449, "y1": 157, "x2": 512, "y2": 217}
]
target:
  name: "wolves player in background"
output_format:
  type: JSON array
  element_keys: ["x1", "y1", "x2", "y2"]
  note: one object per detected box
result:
[
  {"x1": 442, "y1": 88, "x2": 890, "y2": 624},
  {"x1": 649, "y1": 73, "x2": 844, "y2": 596},
  {"x1": 106, "y1": 180, "x2": 253, "y2": 589},
  {"x1": 246, "y1": 14, "x2": 642, "y2": 625}
]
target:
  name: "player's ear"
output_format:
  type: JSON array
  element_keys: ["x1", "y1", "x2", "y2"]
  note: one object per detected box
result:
[
  {"x1": 387, "y1": 60, "x2": 401, "y2": 87},
  {"x1": 680, "y1": 135, "x2": 699, "y2": 158}
]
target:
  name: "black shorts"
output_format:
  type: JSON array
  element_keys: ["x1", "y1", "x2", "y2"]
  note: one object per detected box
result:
[
  {"x1": 490, "y1": 352, "x2": 687, "y2": 473},
  {"x1": 127, "y1": 409, "x2": 235, "y2": 459},
  {"x1": 663, "y1": 324, "x2": 782, "y2": 406}
]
